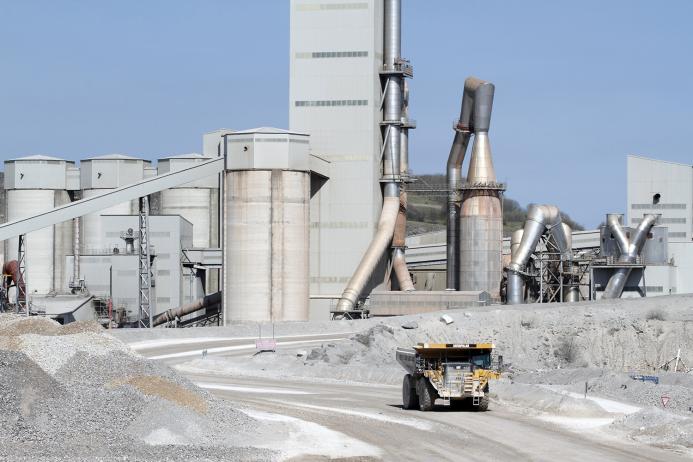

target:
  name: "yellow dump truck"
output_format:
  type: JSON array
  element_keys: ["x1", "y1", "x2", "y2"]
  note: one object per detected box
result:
[{"x1": 395, "y1": 343, "x2": 501, "y2": 411}]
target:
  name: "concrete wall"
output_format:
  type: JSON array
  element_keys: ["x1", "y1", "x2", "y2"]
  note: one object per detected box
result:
[{"x1": 290, "y1": 0, "x2": 384, "y2": 314}]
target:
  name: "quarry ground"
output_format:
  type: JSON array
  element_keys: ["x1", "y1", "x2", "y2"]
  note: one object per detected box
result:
[{"x1": 4, "y1": 294, "x2": 693, "y2": 460}]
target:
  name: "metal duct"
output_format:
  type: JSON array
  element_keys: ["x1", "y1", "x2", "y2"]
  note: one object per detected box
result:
[
  {"x1": 392, "y1": 190, "x2": 415, "y2": 291},
  {"x1": 458, "y1": 78, "x2": 503, "y2": 297},
  {"x1": 72, "y1": 217, "x2": 80, "y2": 289},
  {"x1": 510, "y1": 229, "x2": 524, "y2": 257},
  {"x1": 602, "y1": 214, "x2": 657, "y2": 299},
  {"x1": 336, "y1": 194, "x2": 400, "y2": 311},
  {"x1": 400, "y1": 80, "x2": 410, "y2": 178},
  {"x1": 153, "y1": 291, "x2": 221, "y2": 327},
  {"x1": 560, "y1": 223, "x2": 580, "y2": 302},
  {"x1": 506, "y1": 204, "x2": 564, "y2": 305},
  {"x1": 337, "y1": 0, "x2": 410, "y2": 311},
  {"x1": 445, "y1": 79, "x2": 475, "y2": 290}
]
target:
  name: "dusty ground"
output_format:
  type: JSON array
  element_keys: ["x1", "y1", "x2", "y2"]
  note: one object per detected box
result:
[
  {"x1": 6, "y1": 293, "x2": 693, "y2": 460},
  {"x1": 168, "y1": 294, "x2": 693, "y2": 457}
]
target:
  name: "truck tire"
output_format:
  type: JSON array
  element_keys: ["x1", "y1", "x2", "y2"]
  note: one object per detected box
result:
[
  {"x1": 417, "y1": 377, "x2": 436, "y2": 412},
  {"x1": 402, "y1": 374, "x2": 418, "y2": 410},
  {"x1": 476, "y1": 396, "x2": 489, "y2": 412}
]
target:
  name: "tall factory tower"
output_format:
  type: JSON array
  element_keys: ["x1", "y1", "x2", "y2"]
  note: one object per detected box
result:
[{"x1": 290, "y1": 0, "x2": 385, "y2": 313}]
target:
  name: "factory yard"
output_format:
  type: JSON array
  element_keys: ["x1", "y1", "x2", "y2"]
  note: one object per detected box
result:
[{"x1": 2, "y1": 294, "x2": 688, "y2": 461}]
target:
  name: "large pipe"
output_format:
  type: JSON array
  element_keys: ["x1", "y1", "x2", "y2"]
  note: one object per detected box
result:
[
  {"x1": 445, "y1": 79, "x2": 476, "y2": 290},
  {"x1": 392, "y1": 190, "x2": 415, "y2": 291},
  {"x1": 336, "y1": 194, "x2": 400, "y2": 311},
  {"x1": 73, "y1": 217, "x2": 80, "y2": 288},
  {"x1": 400, "y1": 81, "x2": 410, "y2": 178},
  {"x1": 458, "y1": 78, "x2": 503, "y2": 298},
  {"x1": 337, "y1": 0, "x2": 405, "y2": 311},
  {"x1": 506, "y1": 204, "x2": 563, "y2": 305},
  {"x1": 392, "y1": 74, "x2": 415, "y2": 292},
  {"x1": 560, "y1": 223, "x2": 580, "y2": 302},
  {"x1": 602, "y1": 214, "x2": 657, "y2": 299},
  {"x1": 153, "y1": 291, "x2": 221, "y2": 327}
]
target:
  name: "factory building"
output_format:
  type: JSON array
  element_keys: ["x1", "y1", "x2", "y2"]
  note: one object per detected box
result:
[
  {"x1": 289, "y1": 0, "x2": 385, "y2": 311},
  {"x1": 627, "y1": 155, "x2": 693, "y2": 242},
  {"x1": 406, "y1": 154, "x2": 693, "y2": 299}
]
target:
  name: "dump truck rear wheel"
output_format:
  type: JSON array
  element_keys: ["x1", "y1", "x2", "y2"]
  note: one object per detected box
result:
[
  {"x1": 402, "y1": 374, "x2": 418, "y2": 410},
  {"x1": 417, "y1": 378, "x2": 436, "y2": 411}
]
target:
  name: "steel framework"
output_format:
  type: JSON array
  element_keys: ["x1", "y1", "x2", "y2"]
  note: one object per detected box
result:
[
  {"x1": 527, "y1": 235, "x2": 593, "y2": 304},
  {"x1": 16, "y1": 234, "x2": 28, "y2": 315},
  {"x1": 138, "y1": 196, "x2": 152, "y2": 328}
]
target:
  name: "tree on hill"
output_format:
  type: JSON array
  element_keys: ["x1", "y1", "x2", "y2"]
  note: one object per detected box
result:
[{"x1": 406, "y1": 173, "x2": 584, "y2": 236}]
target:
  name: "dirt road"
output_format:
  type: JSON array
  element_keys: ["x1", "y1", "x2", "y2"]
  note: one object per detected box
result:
[{"x1": 134, "y1": 336, "x2": 691, "y2": 461}]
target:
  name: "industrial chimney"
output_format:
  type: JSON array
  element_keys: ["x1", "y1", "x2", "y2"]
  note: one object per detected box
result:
[{"x1": 446, "y1": 77, "x2": 505, "y2": 298}]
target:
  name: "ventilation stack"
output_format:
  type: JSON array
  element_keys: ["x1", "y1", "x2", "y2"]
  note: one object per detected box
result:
[
  {"x1": 453, "y1": 77, "x2": 505, "y2": 299},
  {"x1": 336, "y1": 0, "x2": 414, "y2": 311}
]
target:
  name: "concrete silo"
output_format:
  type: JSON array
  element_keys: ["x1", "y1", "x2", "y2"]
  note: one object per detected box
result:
[
  {"x1": 222, "y1": 128, "x2": 311, "y2": 322},
  {"x1": 79, "y1": 154, "x2": 148, "y2": 254},
  {"x1": 157, "y1": 153, "x2": 219, "y2": 249},
  {"x1": 3, "y1": 155, "x2": 76, "y2": 295}
]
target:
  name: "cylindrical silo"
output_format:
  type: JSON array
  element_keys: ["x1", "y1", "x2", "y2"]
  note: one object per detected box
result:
[
  {"x1": 157, "y1": 153, "x2": 219, "y2": 249},
  {"x1": 80, "y1": 154, "x2": 148, "y2": 254},
  {"x1": 3, "y1": 155, "x2": 75, "y2": 295},
  {"x1": 222, "y1": 128, "x2": 311, "y2": 322}
]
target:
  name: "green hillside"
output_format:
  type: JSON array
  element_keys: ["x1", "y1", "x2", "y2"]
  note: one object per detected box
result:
[{"x1": 406, "y1": 174, "x2": 583, "y2": 237}]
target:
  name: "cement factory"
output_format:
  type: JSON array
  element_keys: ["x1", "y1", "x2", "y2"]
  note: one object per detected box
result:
[
  {"x1": 4, "y1": 1, "x2": 693, "y2": 461},
  {"x1": 0, "y1": 0, "x2": 690, "y2": 330}
]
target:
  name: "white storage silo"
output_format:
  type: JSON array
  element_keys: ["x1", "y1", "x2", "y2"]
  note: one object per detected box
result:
[
  {"x1": 223, "y1": 128, "x2": 311, "y2": 322},
  {"x1": 3, "y1": 155, "x2": 75, "y2": 295},
  {"x1": 157, "y1": 153, "x2": 219, "y2": 249},
  {"x1": 80, "y1": 154, "x2": 148, "y2": 254}
]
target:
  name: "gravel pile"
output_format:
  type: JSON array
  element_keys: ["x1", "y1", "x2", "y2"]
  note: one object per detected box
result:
[
  {"x1": 0, "y1": 314, "x2": 276, "y2": 461},
  {"x1": 611, "y1": 407, "x2": 693, "y2": 450}
]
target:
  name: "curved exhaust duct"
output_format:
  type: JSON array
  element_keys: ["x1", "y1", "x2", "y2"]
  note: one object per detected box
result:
[
  {"x1": 506, "y1": 204, "x2": 568, "y2": 305},
  {"x1": 337, "y1": 0, "x2": 413, "y2": 311},
  {"x1": 445, "y1": 79, "x2": 478, "y2": 289},
  {"x1": 336, "y1": 193, "x2": 400, "y2": 311},
  {"x1": 602, "y1": 213, "x2": 657, "y2": 299},
  {"x1": 392, "y1": 190, "x2": 415, "y2": 291}
]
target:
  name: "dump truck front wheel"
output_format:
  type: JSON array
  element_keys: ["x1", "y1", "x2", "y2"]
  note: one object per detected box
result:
[
  {"x1": 417, "y1": 377, "x2": 436, "y2": 411},
  {"x1": 402, "y1": 374, "x2": 418, "y2": 410},
  {"x1": 476, "y1": 395, "x2": 489, "y2": 411}
]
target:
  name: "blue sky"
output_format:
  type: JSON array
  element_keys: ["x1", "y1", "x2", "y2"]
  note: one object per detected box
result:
[{"x1": 1, "y1": 0, "x2": 692, "y2": 228}]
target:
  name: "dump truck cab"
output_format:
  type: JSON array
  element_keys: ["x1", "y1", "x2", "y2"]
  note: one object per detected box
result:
[{"x1": 396, "y1": 343, "x2": 501, "y2": 411}]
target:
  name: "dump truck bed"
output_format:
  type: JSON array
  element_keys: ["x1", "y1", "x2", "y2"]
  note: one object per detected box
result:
[{"x1": 396, "y1": 343, "x2": 496, "y2": 374}]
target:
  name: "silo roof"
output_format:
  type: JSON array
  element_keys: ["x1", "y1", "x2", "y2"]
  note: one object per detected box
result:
[
  {"x1": 7, "y1": 154, "x2": 67, "y2": 162},
  {"x1": 232, "y1": 127, "x2": 308, "y2": 136},
  {"x1": 82, "y1": 153, "x2": 144, "y2": 161},
  {"x1": 159, "y1": 152, "x2": 212, "y2": 160}
]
